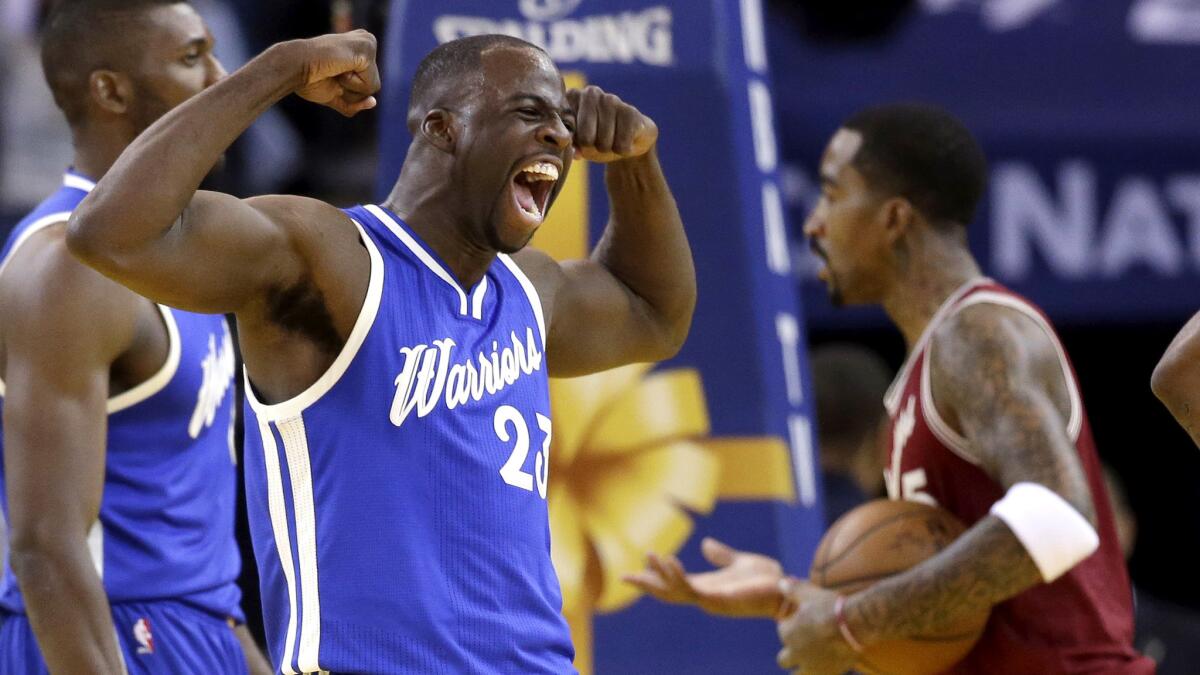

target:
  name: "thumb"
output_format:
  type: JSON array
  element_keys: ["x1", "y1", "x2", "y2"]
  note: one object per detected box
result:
[{"x1": 701, "y1": 537, "x2": 736, "y2": 567}]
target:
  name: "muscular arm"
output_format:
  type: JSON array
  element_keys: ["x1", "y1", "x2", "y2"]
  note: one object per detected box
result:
[
  {"x1": 1151, "y1": 310, "x2": 1200, "y2": 448},
  {"x1": 66, "y1": 33, "x2": 379, "y2": 314},
  {"x1": 2, "y1": 229, "x2": 139, "y2": 674},
  {"x1": 516, "y1": 89, "x2": 695, "y2": 376},
  {"x1": 845, "y1": 304, "x2": 1097, "y2": 644}
]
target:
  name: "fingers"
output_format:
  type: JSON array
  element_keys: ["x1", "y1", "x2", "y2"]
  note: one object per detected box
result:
[
  {"x1": 777, "y1": 646, "x2": 798, "y2": 670},
  {"x1": 569, "y1": 85, "x2": 651, "y2": 161},
  {"x1": 572, "y1": 86, "x2": 600, "y2": 153},
  {"x1": 593, "y1": 92, "x2": 620, "y2": 155},
  {"x1": 623, "y1": 553, "x2": 697, "y2": 605},
  {"x1": 622, "y1": 570, "x2": 670, "y2": 597},
  {"x1": 700, "y1": 537, "x2": 736, "y2": 567}
]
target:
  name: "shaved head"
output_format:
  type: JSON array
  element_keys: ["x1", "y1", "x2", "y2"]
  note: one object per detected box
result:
[
  {"x1": 407, "y1": 34, "x2": 547, "y2": 130},
  {"x1": 41, "y1": 0, "x2": 192, "y2": 126}
]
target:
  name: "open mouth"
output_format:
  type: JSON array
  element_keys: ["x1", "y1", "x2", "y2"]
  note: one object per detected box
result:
[{"x1": 510, "y1": 160, "x2": 560, "y2": 225}]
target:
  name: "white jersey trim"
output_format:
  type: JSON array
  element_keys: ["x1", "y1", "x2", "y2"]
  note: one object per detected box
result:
[
  {"x1": 0, "y1": 211, "x2": 73, "y2": 398},
  {"x1": 497, "y1": 254, "x2": 547, "y2": 350},
  {"x1": 277, "y1": 415, "x2": 323, "y2": 673},
  {"x1": 62, "y1": 173, "x2": 96, "y2": 193},
  {"x1": 107, "y1": 305, "x2": 180, "y2": 414},
  {"x1": 884, "y1": 277, "x2": 990, "y2": 415},
  {"x1": 918, "y1": 349, "x2": 983, "y2": 466},
  {"x1": 245, "y1": 219, "x2": 384, "y2": 423},
  {"x1": 471, "y1": 275, "x2": 489, "y2": 320},
  {"x1": 0, "y1": 174, "x2": 93, "y2": 278},
  {"x1": 0, "y1": 214, "x2": 181, "y2": 413},
  {"x1": 918, "y1": 290, "x2": 1084, "y2": 463},
  {"x1": 0, "y1": 211, "x2": 72, "y2": 281},
  {"x1": 365, "y1": 204, "x2": 489, "y2": 319},
  {"x1": 257, "y1": 419, "x2": 300, "y2": 675},
  {"x1": 87, "y1": 519, "x2": 104, "y2": 578}
]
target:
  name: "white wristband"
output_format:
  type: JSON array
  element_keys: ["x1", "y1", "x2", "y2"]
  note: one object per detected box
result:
[{"x1": 989, "y1": 482, "x2": 1099, "y2": 583}]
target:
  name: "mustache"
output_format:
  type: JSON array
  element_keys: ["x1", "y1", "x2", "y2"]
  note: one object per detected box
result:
[{"x1": 809, "y1": 237, "x2": 828, "y2": 261}]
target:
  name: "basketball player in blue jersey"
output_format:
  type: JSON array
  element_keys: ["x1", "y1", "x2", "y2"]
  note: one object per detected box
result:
[
  {"x1": 0, "y1": 1, "x2": 271, "y2": 673},
  {"x1": 66, "y1": 28, "x2": 695, "y2": 674}
]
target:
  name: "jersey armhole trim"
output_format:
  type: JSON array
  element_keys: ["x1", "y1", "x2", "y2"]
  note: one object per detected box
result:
[
  {"x1": 0, "y1": 224, "x2": 182, "y2": 412},
  {"x1": 0, "y1": 211, "x2": 73, "y2": 281},
  {"x1": 106, "y1": 305, "x2": 181, "y2": 414},
  {"x1": 919, "y1": 292, "x2": 1084, "y2": 466},
  {"x1": 0, "y1": 210, "x2": 71, "y2": 396},
  {"x1": 919, "y1": 350, "x2": 983, "y2": 466},
  {"x1": 884, "y1": 276, "x2": 991, "y2": 415},
  {"x1": 497, "y1": 253, "x2": 547, "y2": 349},
  {"x1": 956, "y1": 292, "x2": 1083, "y2": 440},
  {"x1": 245, "y1": 219, "x2": 384, "y2": 422}
]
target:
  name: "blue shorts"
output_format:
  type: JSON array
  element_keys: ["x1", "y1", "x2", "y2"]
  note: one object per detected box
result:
[{"x1": 0, "y1": 600, "x2": 248, "y2": 674}]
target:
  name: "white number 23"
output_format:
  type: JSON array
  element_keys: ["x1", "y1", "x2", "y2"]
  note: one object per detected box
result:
[{"x1": 494, "y1": 405, "x2": 552, "y2": 499}]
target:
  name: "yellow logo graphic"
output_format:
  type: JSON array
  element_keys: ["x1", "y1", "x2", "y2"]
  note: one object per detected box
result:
[{"x1": 537, "y1": 73, "x2": 796, "y2": 674}]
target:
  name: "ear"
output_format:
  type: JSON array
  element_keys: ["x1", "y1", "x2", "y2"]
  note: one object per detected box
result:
[
  {"x1": 880, "y1": 197, "x2": 915, "y2": 244},
  {"x1": 89, "y1": 70, "x2": 134, "y2": 115},
  {"x1": 420, "y1": 109, "x2": 457, "y2": 154}
]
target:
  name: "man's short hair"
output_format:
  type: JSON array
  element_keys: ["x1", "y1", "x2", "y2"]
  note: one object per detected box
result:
[
  {"x1": 41, "y1": 0, "x2": 186, "y2": 126},
  {"x1": 843, "y1": 103, "x2": 988, "y2": 228},
  {"x1": 408, "y1": 34, "x2": 545, "y2": 123}
]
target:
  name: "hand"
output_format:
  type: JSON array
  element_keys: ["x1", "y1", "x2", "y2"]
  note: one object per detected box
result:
[
  {"x1": 291, "y1": 30, "x2": 381, "y2": 117},
  {"x1": 567, "y1": 85, "x2": 658, "y2": 163},
  {"x1": 622, "y1": 538, "x2": 785, "y2": 618},
  {"x1": 775, "y1": 580, "x2": 859, "y2": 675}
]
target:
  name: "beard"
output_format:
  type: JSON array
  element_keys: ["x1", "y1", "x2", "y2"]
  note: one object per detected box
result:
[
  {"x1": 827, "y1": 279, "x2": 845, "y2": 307},
  {"x1": 128, "y1": 86, "x2": 175, "y2": 137},
  {"x1": 484, "y1": 198, "x2": 537, "y2": 254}
]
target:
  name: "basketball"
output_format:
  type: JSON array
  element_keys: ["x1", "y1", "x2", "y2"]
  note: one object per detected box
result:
[{"x1": 809, "y1": 499, "x2": 989, "y2": 675}]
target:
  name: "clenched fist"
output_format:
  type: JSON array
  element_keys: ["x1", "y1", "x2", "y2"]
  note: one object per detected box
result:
[
  {"x1": 567, "y1": 85, "x2": 658, "y2": 163},
  {"x1": 287, "y1": 30, "x2": 381, "y2": 117}
]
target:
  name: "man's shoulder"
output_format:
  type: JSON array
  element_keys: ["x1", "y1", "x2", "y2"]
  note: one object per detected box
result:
[
  {"x1": 0, "y1": 223, "x2": 142, "y2": 340},
  {"x1": 932, "y1": 295, "x2": 1060, "y2": 371}
]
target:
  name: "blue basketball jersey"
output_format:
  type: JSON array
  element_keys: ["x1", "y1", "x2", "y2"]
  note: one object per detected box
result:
[
  {"x1": 242, "y1": 204, "x2": 575, "y2": 674},
  {"x1": 0, "y1": 172, "x2": 243, "y2": 622}
]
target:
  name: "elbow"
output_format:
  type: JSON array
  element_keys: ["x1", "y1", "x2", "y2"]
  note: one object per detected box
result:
[
  {"x1": 64, "y1": 209, "x2": 102, "y2": 267},
  {"x1": 653, "y1": 294, "x2": 696, "y2": 361},
  {"x1": 1151, "y1": 350, "x2": 1185, "y2": 409},
  {"x1": 8, "y1": 524, "x2": 75, "y2": 581}
]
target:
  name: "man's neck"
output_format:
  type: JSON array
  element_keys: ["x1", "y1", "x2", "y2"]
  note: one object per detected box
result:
[
  {"x1": 71, "y1": 123, "x2": 136, "y2": 181},
  {"x1": 880, "y1": 232, "x2": 982, "y2": 350},
  {"x1": 383, "y1": 161, "x2": 495, "y2": 289}
]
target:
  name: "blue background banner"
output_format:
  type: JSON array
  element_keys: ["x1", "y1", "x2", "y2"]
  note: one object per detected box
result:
[{"x1": 768, "y1": 0, "x2": 1200, "y2": 328}]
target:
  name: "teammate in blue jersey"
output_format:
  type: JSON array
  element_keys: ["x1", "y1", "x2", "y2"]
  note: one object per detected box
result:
[
  {"x1": 0, "y1": 1, "x2": 270, "y2": 673},
  {"x1": 66, "y1": 29, "x2": 696, "y2": 674}
]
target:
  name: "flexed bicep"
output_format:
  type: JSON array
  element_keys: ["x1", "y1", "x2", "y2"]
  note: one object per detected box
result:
[{"x1": 68, "y1": 192, "x2": 345, "y2": 316}]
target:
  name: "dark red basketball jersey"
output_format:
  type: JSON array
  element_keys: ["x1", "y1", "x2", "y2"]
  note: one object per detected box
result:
[{"x1": 882, "y1": 278, "x2": 1154, "y2": 674}]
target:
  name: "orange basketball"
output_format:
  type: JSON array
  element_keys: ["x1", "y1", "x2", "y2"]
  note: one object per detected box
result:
[{"x1": 809, "y1": 499, "x2": 989, "y2": 675}]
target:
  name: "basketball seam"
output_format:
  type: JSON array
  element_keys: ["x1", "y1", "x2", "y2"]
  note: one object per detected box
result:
[{"x1": 811, "y1": 508, "x2": 936, "y2": 575}]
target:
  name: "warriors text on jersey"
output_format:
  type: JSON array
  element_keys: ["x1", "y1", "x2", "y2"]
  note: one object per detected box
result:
[
  {"x1": 883, "y1": 277, "x2": 1154, "y2": 674},
  {"x1": 0, "y1": 171, "x2": 243, "y2": 621},
  {"x1": 241, "y1": 204, "x2": 575, "y2": 674}
]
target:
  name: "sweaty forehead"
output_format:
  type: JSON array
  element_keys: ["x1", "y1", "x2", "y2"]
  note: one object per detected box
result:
[{"x1": 478, "y1": 45, "x2": 563, "y2": 102}]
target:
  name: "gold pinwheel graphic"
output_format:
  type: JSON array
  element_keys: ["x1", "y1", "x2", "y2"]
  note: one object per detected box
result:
[
  {"x1": 530, "y1": 87, "x2": 798, "y2": 670},
  {"x1": 546, "y1": 363, "x2": 796, "y2": 672}
]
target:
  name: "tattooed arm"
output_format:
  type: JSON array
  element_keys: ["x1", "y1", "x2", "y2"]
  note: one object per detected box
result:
[
  {"x1": 845, "y1": 304, "x2": 1096, "y2": 640},
  {"x1": 1151, "y1": 310, "x2": 1200, "y2": 448},
  {"x1": 776, "y1": 304, "x2": 1097, "y2": 672}
]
